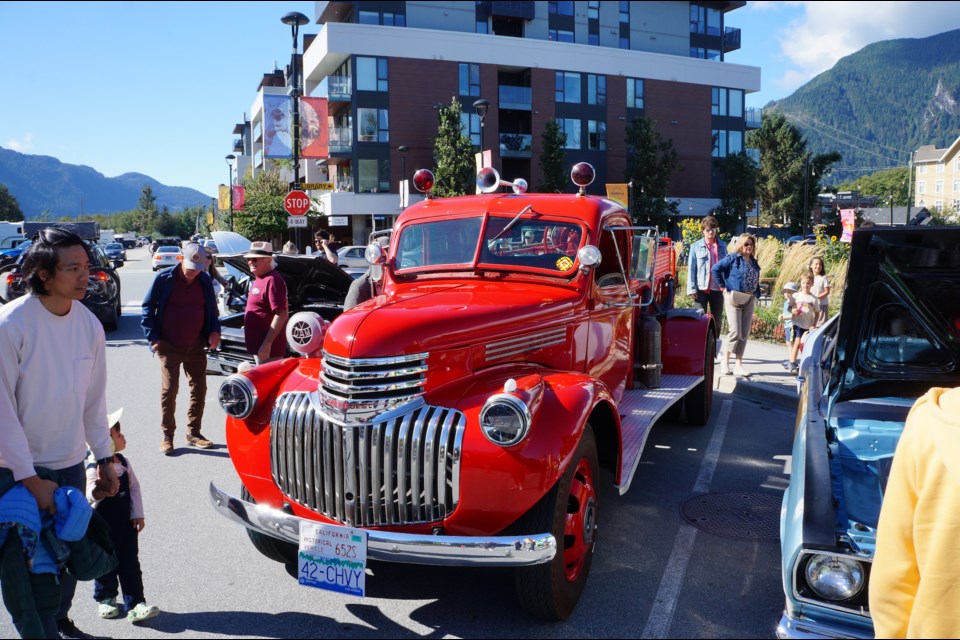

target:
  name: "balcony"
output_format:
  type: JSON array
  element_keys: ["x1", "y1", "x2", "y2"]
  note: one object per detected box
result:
[
  {"x1": 745, "y1": 107, "x2": 762, "y2": 130},
  {"x1": 499, "y1": 133, "x2": 532, "y2": 158},
  {"x1": 722, "y1": 27, "x2": 741, "y2": 53},
  {"x1": 233, "y1": 138, "x2": 244, "y2": 153},
  {"x1": 490, "y1": 1, "x2": 535, "y2": 20},
  {"x1": 323, "y1": 76, "x2": 352, "y2": 101},
  {"x1": 329, "y1": 126, "x2": 353, "y2": 153},
  {"x1": 499, "y1": 85, "x2": 531, "y2": 110}
]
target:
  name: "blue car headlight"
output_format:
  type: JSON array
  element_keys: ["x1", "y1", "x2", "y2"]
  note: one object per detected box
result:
[{"x1": 804, "y1": 554, "x2": 866, "y2": 601}]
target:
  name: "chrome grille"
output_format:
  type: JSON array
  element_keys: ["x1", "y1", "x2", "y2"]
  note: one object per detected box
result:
[
  {"x1": 270, "y1": 392, "x2": 465, "y2": 526},
  {"x1": 319, "y1": 352, "x2": 427, "y2": 424}
]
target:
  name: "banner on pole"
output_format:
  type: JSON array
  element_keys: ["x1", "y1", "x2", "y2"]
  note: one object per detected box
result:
[
  {"x1": 263, "y1": 95, "x2": 293, "y2": 158},
  {"x1": 840, "y1": 208, "x2": 856, "y2": 243},
  {"x1": 301, "y1": 97, "x2": 329, "y2": 158},
  {"x1": 606, "y1": 184, "x2": 629, "y2": 208}
]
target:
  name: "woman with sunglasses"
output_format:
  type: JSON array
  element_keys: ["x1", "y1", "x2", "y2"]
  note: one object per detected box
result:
[{"x1": 711, "y1": 233, "x2": 761, "y2": 377}]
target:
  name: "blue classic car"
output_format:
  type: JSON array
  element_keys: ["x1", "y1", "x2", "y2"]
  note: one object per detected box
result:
[{"x1": 778, "y1": 227, "x2": 960, "y2": 638}]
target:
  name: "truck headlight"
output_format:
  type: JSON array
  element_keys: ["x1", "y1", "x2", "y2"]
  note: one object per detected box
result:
[
  {"x1": 480, "y1": 394, "x2": 530, "y2": 446},
  {"x1": 219, "y1": 375, "x2": 257, "y2": 419},
  {"x1": 804, "y1": 554, "x2": 865, "y2": 601}
]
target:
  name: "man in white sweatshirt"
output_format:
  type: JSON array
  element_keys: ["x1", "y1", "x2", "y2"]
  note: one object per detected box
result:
[{"x1": 0, "y1": 226, "x2": 118, "y2": 639}]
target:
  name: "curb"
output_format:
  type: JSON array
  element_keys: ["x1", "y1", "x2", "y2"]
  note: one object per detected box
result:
[{"x1": 715, "y1": 374, "x2": 798, "y2": 412}]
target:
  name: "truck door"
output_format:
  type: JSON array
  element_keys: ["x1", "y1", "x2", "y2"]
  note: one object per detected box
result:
[{"x1": 585, "y1": 225, "x2": 633, "y2": 402}]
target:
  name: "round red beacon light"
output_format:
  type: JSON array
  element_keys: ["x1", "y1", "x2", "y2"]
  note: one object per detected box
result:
[
  {"x1": 570, "y1": 162, "x2": 596, "y2": 188},
  {"x1": 413, "y1": 169, "x2": 435, "y2": 194}
]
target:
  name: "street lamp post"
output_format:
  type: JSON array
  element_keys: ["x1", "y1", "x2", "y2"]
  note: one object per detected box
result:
[
  {"x1": 282, "y1": 11, "x2": 310, "y2": 247},
  {"x1": 225, "y1": 154, "x2": 236, "y2": 231},
  {"x1": 472, "y1": 98, "x2": 490, "y2": 159}
]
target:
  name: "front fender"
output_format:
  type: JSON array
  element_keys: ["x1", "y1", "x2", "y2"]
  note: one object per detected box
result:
[{"x1": 430, "y1": 368, "x2": 610, "y2": 536}]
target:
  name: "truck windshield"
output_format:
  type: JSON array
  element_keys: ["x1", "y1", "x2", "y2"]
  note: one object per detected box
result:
[{"x1": 394, "y1": 215, "x2": 583, "y2": 274}]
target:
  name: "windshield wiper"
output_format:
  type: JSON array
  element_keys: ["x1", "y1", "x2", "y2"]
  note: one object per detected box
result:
[{"x1": 491, "y1": 205, "x2": 535, "y2": 242}]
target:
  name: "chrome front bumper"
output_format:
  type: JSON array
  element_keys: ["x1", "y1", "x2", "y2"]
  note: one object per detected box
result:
[
  {"x1": 209, "y1": 482, "x2": 556, "y2": 567},
  {"x1": 777, "y1": 613, "x2": 872, "y2": 639}
]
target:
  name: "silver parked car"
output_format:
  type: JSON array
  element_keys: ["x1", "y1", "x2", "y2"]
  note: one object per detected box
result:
[{"x1": 151, "y1": 245, "x2": 182, "y2": 271}]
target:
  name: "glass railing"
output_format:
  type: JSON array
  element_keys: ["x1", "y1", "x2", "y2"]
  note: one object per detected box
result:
[
  {"x1": 499, "y1": 85, "x2": 531, "y2": 109},
  {"x1": 745, "y1": 107, "x2": 762, "y2": 129},
  {"x1": 499, "y1": 133, "x2": 532, "y2": 157},
  {"x1": 324, "y1": 76, "x2": 352, "y2": 100},
  {"x1": 723, "y1": 27, "x2": 741, "y2": 51},
  {"x1": 329, "y1": 126, "x2": 353, "y2": 151}
]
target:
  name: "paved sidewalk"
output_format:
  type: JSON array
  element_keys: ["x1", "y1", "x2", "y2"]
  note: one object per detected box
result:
[{"x1": 714, "y1": 338, "x2": 800, "y2": 411}]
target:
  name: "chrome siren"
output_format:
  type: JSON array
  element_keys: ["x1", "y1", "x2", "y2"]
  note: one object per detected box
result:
[{"x1": 476, "y1": 167, "x2": 528, "y2": 195}]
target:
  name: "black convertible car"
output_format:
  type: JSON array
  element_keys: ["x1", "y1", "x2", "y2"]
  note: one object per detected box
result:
[{"x1": 205, "y1": 232, "x2": 354, "y2": 374}]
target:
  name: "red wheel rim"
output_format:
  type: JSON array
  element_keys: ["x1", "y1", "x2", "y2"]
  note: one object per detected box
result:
[{"x1": 563, "y1": 455, "x2": 598, "y2": 582}]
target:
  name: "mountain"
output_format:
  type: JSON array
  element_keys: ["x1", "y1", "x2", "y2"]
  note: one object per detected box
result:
[
  {"x1": 763, "y1": 29, "x2": 960, "y2": 183},
  {"x1": 0, "y1": 147, "x2": 212, "y2": 218}
]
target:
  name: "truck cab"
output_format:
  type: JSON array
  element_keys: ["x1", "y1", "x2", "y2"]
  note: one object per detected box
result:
[{"x1": 211, "y1": 163, "x2": 715, "y2": 620}]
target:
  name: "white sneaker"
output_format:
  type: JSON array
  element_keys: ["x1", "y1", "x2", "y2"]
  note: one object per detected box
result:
[
  {"x1": 719, "y1": 361, "x2": 731, "y2": 376},
  {"x1": 733, "y1": 366, "x2": 750, "y2": 377}
]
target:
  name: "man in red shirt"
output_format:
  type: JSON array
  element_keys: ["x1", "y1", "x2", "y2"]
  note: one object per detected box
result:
[
  {"x1": 141, "y1": 242, "x2": 221, "y2": 454},
  {"x1": 243, "y1": 242, "x2": 289, "y2": 364}
]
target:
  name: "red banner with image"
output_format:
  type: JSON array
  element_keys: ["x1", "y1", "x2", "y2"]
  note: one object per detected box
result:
[
  {"x1": 300, "y1": 97, "x2": 328, "y2": 158},
  {"x1": 840, "y1": 208, "x2": 856, "y2": 243}
]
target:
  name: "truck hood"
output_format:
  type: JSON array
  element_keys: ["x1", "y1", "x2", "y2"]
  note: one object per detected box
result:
[{"x1": 326, "y1": 279, "x2": 579, "y2": 358}]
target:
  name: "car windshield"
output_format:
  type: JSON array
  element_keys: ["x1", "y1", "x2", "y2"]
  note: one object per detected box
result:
[
  {"x1": 393, "y1": 216, "x2": 582, "y2": 274},
  {"x1": 105, "y1": 243, "x2": 122, "y2": 250}
]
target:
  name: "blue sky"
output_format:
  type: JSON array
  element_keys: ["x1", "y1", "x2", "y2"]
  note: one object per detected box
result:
[{"x1": 1, "y1": 1, "x2": 957, "y2": 201}]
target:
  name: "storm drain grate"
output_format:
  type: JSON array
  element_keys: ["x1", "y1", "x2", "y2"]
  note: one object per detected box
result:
[{"x1": 680, "y1": 491, "x2": 782, "y2": 541}]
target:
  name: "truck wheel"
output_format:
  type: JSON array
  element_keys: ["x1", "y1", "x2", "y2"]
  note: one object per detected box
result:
[
  {"x1": 513, "y1": 425, "x2": 599, "y2": 620},
  {"x1": 684, "y1": 330, "x2": 715, "y2": 425},
  {"x1": 239, "y1": 485, "x2": 299, "y2": 566}
]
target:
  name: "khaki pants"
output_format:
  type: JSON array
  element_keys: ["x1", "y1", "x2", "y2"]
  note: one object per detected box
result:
[
  {"x1": 157, "y1": 340, "x2": 207, "y2": 438},
  {"x1": 723, "y1": 290, "x2": 756, "y2": 358}
]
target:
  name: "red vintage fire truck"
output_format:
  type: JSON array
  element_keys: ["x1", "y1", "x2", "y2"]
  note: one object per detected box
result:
[{"x1": 211, "y1": 163, "x2": 715, "y2": 620}]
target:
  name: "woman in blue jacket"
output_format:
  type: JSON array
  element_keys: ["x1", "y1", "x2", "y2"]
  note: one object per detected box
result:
[{"x1": 711, "y1": 233, "x2": 761, "y2": 377}]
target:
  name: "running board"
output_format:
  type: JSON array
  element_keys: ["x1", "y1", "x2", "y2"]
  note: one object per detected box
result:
[{"x1": 616, "y1": 374, "x2": 701, "y2": 495}]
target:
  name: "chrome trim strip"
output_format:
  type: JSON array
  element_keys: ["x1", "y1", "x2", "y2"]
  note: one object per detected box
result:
[
  {"x1": 323, "y1": 351, "x2": 428, "y2": 367},
  {"x1": 321, "y1": 364, "x2": 428, "y2": 380},
  {"x1": 210, "y1": 482, "x2": 556, "y2": 567},
  {"x1": 485, "y1": 327, "x2": 567, "y2": 360},
  {"x1": 319, "y1": 374, "x2": 425, "y2": 394},
  {"x1": 776, "y1": 613, "x2": 872, "y2": 640}
]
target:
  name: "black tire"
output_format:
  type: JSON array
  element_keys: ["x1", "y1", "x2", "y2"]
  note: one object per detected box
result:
[
  {"x1": 102, "y1": 311, "x2": 118, "y2": 332},
  {"x1": 684, "y1": 329, "x2": 715, "y2": 426},
  {"x1": 513, "y1": 425, "x2": 599, "y2": 620},
  {"x1": 239, "y1": 485, "x2": 299, "y2": 565}
]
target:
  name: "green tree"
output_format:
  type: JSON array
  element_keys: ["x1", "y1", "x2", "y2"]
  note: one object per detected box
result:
[
  {"x1": 132, "y1": 185, "x2": 159, "y2": 234},
  {"x1": 537, "y1": 121, "x2": 568, "y2": 193},
  {"x1": 747, "y1": 112, "x2": 841, "y2": 231},
  {"x1": 835, "y1": 166, "x2": 911, "y2": 205},
  {"x1": 714, "y1": 151, "x2": 758, "y2": 234},
  {"x1": 432, "y1": 97, "x2": 474, "y2": 198},
  {"x1": 623, "y1": 116, "x2": 680, "y2": 231},
  {"x1": 0, "y1": 184, "x2": 24, "y2": 221},
  {"x1": 233, "y1": 167, "x2": 290, "y2": 240}
]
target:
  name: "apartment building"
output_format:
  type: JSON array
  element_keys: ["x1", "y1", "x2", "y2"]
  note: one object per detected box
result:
[
  {"x1": 233, "y1": 1, "x2": 760, "y2": 244},
  {"x1": 914, "y1": 135, "x2": 960, "y2": 215}
]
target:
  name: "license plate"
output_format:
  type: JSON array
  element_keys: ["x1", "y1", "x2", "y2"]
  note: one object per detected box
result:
[{"x1": 297, "y1": 521, "x2": 368, "y2": 596}]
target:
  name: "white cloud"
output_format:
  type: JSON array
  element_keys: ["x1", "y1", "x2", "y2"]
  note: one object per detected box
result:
[
  {"x1": 5, "y1": 134, "x2": 33, "y2": 152},
  {"x1": 772, "y1": 1, "x2": 960, "y2": 93}
]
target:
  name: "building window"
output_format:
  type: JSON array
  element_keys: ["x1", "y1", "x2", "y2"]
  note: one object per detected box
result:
[
  {"x1": 588, "y1": 33, "x2": 599, "y2": 46},
  {"x1": 588, "y1": 1, "x2": 599, "y2": 19},
  {"x1": 357, "y1": 57, "x2": 388, "y2": 91},
  {"x1": 359, "y1": 10, "x2": 404, "y2": 26},
  {"x1": 918, "y1": 181, "x2": 926, "y2": 194},
  {"x1": 556, "y1": 72, "x2": 581, "y2": 104},
  {"x1": 937, "y1": 162, "x2": 945, "y2": 173},
  {"x1": 918, "y1": 165, "x2": 927, "y2": 174},
  {"x1": 728, "y1": 89, "x2": 743, "y2": 118},
  {"x1": 954, "y1": 158, "x2": 960, "y2": 171},
  {"x1": 476, "y1": 19, "x2": 488, "y2": 34},
  {"x1": 461, "y1": 112, "x2": 480, "y2": 146},
  {"x1": 936, "y1": 180, "x2": 943, "y2": 193},
  {"x1": 953, "y1": 179, "x2": 960, "y2": 192},
  {"x1": 712, "y1": 130, "x2": 742, "y2": 158},
  {"x1": 690, "y1": 4, "x2": 721, "y2": 36},
  {"x1": 728, "y1": 130, "x2": 743, "y2": 154},
  {"x1": 549, "y1": 29, "x2": 574, "y2": 43},
  {"x1": 358, "y1": 159, "x2": 390, "y2": 193},
  {"x1": 935, "y1": 200, "x2": 943, "y2": 210},
  {"x1": 953, "y1": 198, "x2": 960, "y2": 209},
  {"x1": 619, "y1": 1, "x2": 629, "y2": 23},
  {"x1": 712, "y1": 88, "x2": 726, "y2": 116},
  {"x1": 587, "y1": 120, "x2": 606, "y2": 151},
  {"x1": 549, "y1": 1, "x2": 574, "y2": 16},
  {"x1": 558, "y1": 119, "x2": 581, "y2": 149},
  {"x1": 620, "y1": 36, "x2": 630, "y2": 49},
  {"x1": 587, "y1": 74, "x2": 606, "y2": 105},
  {"x1": 357, "y1": 108, "x2": 389, "y2": 143},
  {"x1": 459, "y1": 63, "x2": 480, "y2": 97},
  {"x1": 712, "y1": 88, "x2": 744, "y2": 117},
  {"x1": 627, "y1": 78, "x2": 644, "y2": 109}
]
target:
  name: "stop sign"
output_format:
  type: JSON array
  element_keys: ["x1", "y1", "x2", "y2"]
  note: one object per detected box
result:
[{"x1": 284, "y1": 190, "x2": 310, "y2": 216}]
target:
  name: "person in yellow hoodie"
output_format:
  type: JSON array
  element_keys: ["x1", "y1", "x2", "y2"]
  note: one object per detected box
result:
[{"x1": 870, "y1": 386, "x2": 960, "y2": 638}]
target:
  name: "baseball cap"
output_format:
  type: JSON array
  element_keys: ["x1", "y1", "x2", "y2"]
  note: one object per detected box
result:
[
  {"x1": 783, "y1": 282, "x2": 798, "y2": 292},
  {"x1": 182, "y1": 242, "x2": 209, "y2": 270}
]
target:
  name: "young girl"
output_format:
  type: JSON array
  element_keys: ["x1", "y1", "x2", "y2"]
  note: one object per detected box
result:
[
  {"x1": 780, "y1": 282, "x2": 798, "y2": 369},
  {"x1": 87, "y1": 410, "x2": 161, "y2": 625},
  {"x1": 787, "y1": 273, "x2": 818, "y2": 375},
  {"x1": 809, "y1": 256, "x2": 831, "y2": 327}
]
